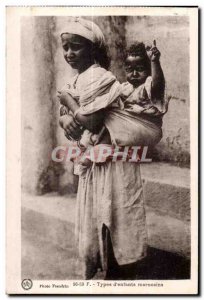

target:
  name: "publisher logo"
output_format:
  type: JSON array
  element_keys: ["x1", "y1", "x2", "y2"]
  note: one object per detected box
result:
[{"x1": 21, "y1": 279, "x2": 33, "y2": 290}]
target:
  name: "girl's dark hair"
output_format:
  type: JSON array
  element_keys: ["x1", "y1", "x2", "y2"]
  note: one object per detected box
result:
[
  {"x1": 125, "y1": 41, "x2": 151, "y2": 75},
  {"x1": 92, "y1": 43, "x2": 111, "y2": 70}
]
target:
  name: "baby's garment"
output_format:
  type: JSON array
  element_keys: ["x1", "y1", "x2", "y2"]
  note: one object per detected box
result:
[{"x1": 120, "y1": 76, "x2": 168, "y2": 117}]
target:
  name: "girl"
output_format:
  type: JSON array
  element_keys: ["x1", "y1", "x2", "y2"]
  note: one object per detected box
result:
[{"x1": 58, "y1": 17, "x2": 148, "y2": 279}]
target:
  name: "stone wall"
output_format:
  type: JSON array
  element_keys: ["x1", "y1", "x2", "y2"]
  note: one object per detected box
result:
[{"x1": 21, "y1": 17, "x2": 60, "y2": 194}]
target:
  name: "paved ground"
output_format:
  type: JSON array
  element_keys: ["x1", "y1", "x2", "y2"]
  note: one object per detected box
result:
[
  {"x1": 21, "y1": 163, "x2": 190, "y2": 280},
  {"x1": 22, "y1": 223, "x2": 190, "y2": 280},
  {"x1": 21, "y1": 199, "x2": 190, "y2": 280}
]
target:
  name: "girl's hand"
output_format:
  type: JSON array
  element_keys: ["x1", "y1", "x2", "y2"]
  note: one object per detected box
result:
[
  {"x1": 146, "y1": 40, "x2": 161, "y2": 62},
  {"x1": 57, "y1": 90, "x2": 70, "y2": 107},
  {"x1": 59, "y1": 114, "x2": 84, "y2": 140}
]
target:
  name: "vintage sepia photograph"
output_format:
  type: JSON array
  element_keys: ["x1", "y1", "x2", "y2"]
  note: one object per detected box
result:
[{"x1": 6, "y1": 6, "x2": 198, "y2": 294}]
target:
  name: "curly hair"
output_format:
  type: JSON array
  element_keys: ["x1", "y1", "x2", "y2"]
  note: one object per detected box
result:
[
  {"x1": 125, "y1": 41, "x2": 151, "y2": 74},
  {"x1": 126, "y1": 41, "x2": 147, "y2": 57}
]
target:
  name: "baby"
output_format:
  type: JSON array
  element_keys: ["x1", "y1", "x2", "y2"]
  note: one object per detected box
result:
[
  {"x1": 121, "y1": 40, "x2": 166, "y2": 120},
  {"x1": 100, "y1": 40, "x2": 168, "y2": 147}
]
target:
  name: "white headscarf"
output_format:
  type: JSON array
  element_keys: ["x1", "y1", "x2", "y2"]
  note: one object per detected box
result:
[{"x1": 60, "y1": 17, "x2": 105, "y2": 47}]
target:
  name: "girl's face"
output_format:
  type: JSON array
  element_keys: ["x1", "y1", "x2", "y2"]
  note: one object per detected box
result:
[
  {"x1": 125, "y1": 55, "x2": 149, "y2": 87},
  {"x1": 61, "y1": 33, "x2": 94, "y2": 73}
]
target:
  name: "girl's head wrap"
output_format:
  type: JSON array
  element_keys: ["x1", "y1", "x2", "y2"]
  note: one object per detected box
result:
[{"x1": 60, "y1": 17, "x2": 105, "y2": 48}]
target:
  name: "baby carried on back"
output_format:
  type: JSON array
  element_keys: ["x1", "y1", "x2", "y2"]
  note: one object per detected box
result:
[{"x1": 60, "y1": 41, "x2": 169, "y2": 148}]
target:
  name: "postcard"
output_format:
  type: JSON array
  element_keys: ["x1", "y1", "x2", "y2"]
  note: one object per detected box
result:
[{"x1": 6, "y1": 6, "x2": 198, "y2": 294}]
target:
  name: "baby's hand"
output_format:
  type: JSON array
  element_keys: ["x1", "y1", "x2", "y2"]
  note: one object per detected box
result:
[{"x1": 146, "y1": 40, "x2": 161, "y2": 62}]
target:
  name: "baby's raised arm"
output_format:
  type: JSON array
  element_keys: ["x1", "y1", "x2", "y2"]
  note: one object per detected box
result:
[{"x1": 146, "y1": 40, "x2": 165, "y2": 102}]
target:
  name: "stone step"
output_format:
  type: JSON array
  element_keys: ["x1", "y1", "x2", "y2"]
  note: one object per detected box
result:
[
  {"x1": 22, "y1": 200, "x2": 190, "y2": 257},
  {"x1": 141, "y1": 163, "x2": 190, "y2": 222},
  {"x1": 22, "y1": 163, "x2": 190, "y2": 223},
  {"x1": 141, "y1": 163, "x2": 189, "y2": 188}
]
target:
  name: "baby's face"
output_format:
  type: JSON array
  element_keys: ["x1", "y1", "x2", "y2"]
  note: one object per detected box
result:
[
  {"x1": 125, "y1": 55, "x2": 149, "y2": 87},
  {"x1": 61, "y1": 33, "x2": 93, "y2": 72}
]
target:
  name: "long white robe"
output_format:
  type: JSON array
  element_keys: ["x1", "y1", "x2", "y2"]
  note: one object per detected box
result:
[{"x1": 61, "y1": 64, "x2": 148, "y2": 279}]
